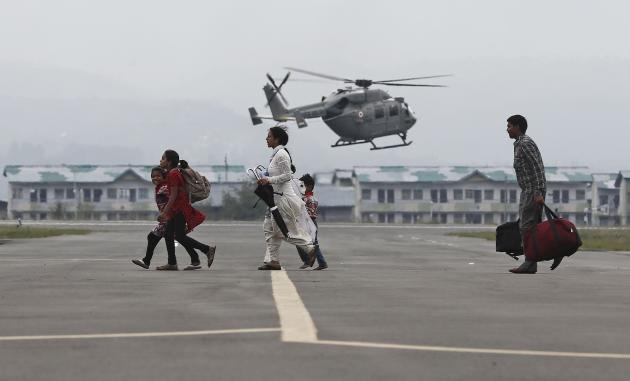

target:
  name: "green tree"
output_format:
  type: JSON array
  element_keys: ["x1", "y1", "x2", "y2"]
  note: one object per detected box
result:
[{"x1": 218, "y1": 182, "x2": 265, "y2": 220}]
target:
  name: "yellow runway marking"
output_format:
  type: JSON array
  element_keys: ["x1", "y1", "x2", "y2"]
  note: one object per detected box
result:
[
  {"x1": 307, "y1": 339, "x2": 630, "y2": 360},
  {"x1": 0, "y1": 328, "x2": 280, "y2": 342},
  {"x1": 271, "y1": 270, "x2": 318, "y2": 342}
]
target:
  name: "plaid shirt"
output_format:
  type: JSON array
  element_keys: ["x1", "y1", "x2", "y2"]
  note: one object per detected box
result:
[
  {"x1": 513, "y1": 134, "x2": 546, "y2": 197},
  {"x1": 303, "y1": 191, "x2": 318, "y2": 220}
]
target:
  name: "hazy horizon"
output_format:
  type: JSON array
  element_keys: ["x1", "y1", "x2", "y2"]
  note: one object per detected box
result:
[{"x1": 2, "y1": 1, "x2": 630, "y2": 199}]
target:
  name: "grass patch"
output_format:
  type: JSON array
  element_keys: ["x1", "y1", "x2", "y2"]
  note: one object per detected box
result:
[
  {"x1": 448, "y1": 229, "x2": 630, "y2": 251},
  {"x1": 0, "y1": 226, "x2": 91, "y2": 239}
]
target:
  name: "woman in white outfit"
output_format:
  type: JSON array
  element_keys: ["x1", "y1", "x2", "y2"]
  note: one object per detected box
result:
[{"x1": 257, "y1": 126, "x2": 316, "y2": 270}]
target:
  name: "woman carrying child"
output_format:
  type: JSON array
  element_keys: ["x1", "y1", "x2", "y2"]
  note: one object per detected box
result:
[{"x1": 156, "y1": 149, "x2": 216, "y2": 271}]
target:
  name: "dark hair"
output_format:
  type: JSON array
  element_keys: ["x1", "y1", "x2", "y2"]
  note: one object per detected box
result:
[
  {"x1": 299, "y1": 173, "x2": 314, "y2": 187},
  {"x1": 178, "y1": 160, "x2": 189, "y2": 169},
  {"x1": 163, "y1": 149, "x2": 179, "y2": 168},
  {"x1": 507, "y1": 115, "x2": 528, "y2": 134},
  {"x1": 269, "y1": 126, "x2": 289, "y2": 146},
  {"x1": 151, "y1": 166, "x2": 166, "y2": 178},
  {"x1": 269, "y1": 127, "x2": 295, "y2": 172}
]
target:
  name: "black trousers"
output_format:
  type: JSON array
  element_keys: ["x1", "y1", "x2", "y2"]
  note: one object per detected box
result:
[
  {"x1": 143, "y1": 232, "x2": 162, "y2": 265},
  {"x1": 165, "y1": 212, "x2": 209, "y2": 265}
]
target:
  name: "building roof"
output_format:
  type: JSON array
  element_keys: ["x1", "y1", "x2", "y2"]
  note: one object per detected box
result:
[
  {"x1": 592, "y1": 173, "x2": 618, "y2": 190},
  {"x1": 3, "y1": 165, "x2": 249, "y2": 184},
  {"x1": 354, "y1": 166, "x2": 592, "y2": 183},
  {"x1": 315, "y1": 184, "x2": 355, "y2": 207},
  {"x1": 313, "y1": 172, "x2": 334, "y2": 185},
  {"x1": 615, "y1": 171, "x2": 630, "y2": 187}
]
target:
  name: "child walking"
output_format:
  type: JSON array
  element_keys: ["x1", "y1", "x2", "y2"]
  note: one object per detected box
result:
[
  {"x1": 132, "y1": 167, "x2": 170, "y2": 269},
  {"x1": 297, "y1": 174, "x2": 328, "y2": 270}
]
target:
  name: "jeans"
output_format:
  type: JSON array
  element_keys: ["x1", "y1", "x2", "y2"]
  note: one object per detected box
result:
[
  {"x1": 164, "y1": 212, "x2": 209, "y2": 265},
  {"x1": 297, "y1": 219, "x2": 327, "y2": 266},
  {"x1": 143, "y1": 232, "x2": 162, "y2": 265}
]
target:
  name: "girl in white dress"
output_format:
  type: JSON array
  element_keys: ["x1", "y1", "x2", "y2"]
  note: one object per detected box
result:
[{"x1": 257, "y1": 126, "x2": 316, "y2": 270}]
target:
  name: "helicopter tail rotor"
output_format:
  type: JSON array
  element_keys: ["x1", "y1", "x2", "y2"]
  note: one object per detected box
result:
[{"x1": 265, "y1": 72, "x2": 290, "y2": 107}]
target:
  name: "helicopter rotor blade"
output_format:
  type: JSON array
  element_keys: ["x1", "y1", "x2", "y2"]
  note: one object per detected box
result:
[
  {"x1": 272, "y1": 77, "x2": 330, "y2": 83},
  {"x1": 375, "y1": 74, "x2": 453, "y2": 83},
  {"x1": 283, "y1": 67, "x2": 351, "y2": 82},
  {"x1": 277, "y1": 72, "x2": 290, "y2": 105},
  {"x1": 373, "y1": 82, "x2": 448, "y2": 87},
  {"x1": 278, "y1": 71, "x2": 291, "y2": 88}
]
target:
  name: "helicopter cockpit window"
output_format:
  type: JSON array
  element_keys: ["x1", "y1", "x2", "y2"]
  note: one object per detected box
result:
[
  {"x1": 374, "y1": 106, "x2": 385, "y2": 119},
  {"x1": 389, "y1": 104, "x2": 399, "y2": 116}
]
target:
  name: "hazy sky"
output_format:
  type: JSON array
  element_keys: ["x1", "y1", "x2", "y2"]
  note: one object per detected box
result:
[{"x1": 1, "y1": 0, "x2": 630, "y2": 198}]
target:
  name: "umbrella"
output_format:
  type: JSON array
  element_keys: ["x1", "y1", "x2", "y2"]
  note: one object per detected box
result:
[{"x1": 254, "y1": 183, "x2": 289, "y2": 238}]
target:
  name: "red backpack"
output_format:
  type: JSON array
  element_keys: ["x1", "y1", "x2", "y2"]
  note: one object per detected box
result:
[{"x1": 523, "y1": 204, "x2": 582, "y2": 262}]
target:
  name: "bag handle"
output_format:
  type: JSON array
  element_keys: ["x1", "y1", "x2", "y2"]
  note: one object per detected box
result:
[{"x1": 543, "y1": 203, "x2": 558, "y2": 221}]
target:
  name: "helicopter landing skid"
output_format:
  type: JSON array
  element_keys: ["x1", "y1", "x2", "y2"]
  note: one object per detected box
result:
[{"x1": 331, "y1": 134, "x2": 413, "y2": 150}]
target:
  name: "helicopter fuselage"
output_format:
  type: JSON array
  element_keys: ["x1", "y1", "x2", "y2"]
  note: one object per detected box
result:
[{"x1": 315, "y1": 88, "x2": 417, "y2": 142}]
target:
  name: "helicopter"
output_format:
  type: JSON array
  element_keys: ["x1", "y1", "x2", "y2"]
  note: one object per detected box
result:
[{"x1": 248, "y1": 67, "x2": 450, "y2": 150}]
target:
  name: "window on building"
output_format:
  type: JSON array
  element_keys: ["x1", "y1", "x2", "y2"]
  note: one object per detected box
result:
[
  {"x1": 83, "y1": 189, "x2": 92, "y2": 202},
  {"x1": 553, "y1": 190, "x2": 560, "y2": 204},
  {"x1": 413, "y1": 189, "x2": 423, "y2": 200},
  {"x1": 440, "y1": 214, "x2": 447, "y2": 224},
  {"x1": 562, "y1": 190, "x2": 569, "y2": 203},
  {"x1": 576, "y1": 189, "x2": 585, "y2": 201},
  {"x1": 465, "y1": 189, "x2": 474, "y2": 199},
  {"x1": 39, "y1": 213, "x2": 47, "y2": 220},
  {"x1": 402, "y1": 189, "x2": 411, "y2": 200},
  {"x1": 378, "y1": 213, "x2": 386, "y2": 223},
  {"x1": 387, "y1": 213, "x2": 395, "y2": 223},
  {"x1": 402, "y1": 213, "x2": 412, "y2": 223},
  {"x1": 374, "y1": 106, "x2": 384, "y2": 119},
  {"x1": 466, "y1": 213, "x2": 482, "y2": 224},
  {"x1": 93, "y1": 189, "x2": 103, "y2": 203},
  {"x1": 387, "y1": 189, "x2": 395, "y2": 203},
  {"x1": 119, "y1": 188, "x2": 129, "y2": 200},
  {"x1": 453, "y1": 189, "x2": 463, "y2": 200},
  {"x1": 377, "y1": 189, "x2": 385, "y2": 203},
  {"x1": 509, "y1": 190, "x2": 517, "y2": 204},
  {"x1": 139, "y1": 188, "x2": 150, "y2": 200},
  {"x1": 129, "y1": 189, "x2": 137, "y2": 203},
  {"x1": 484, "y1": 190, "x2": 494, "y2": 200},
  {"x1": 30, "y1": 189, "x2": 38, "y2": 202},
  {"x1": 500, "y1": 189, "x2": 507, "y2": 203},
  {"x1": 66, "y1": 188, "x2": 75, "y2": 199},
  {"x1": 484, "y1": 213, "x2": 494, "y2": 225},
  {"x1": 39, "y1": 189, "x2": 47, "y2": 203},
  {"x1": 389, "y1": 104, "x2": 399, "y2": 116},
  {"x1": 54, "y1": 189, "x2": 65, "y2": 200},
  {"x1": 599, "y1": 195, "x2": 609, "y2": 206},
  {"x1": 430, "y1": 190, "x2": 438, "y2": 203},
  {"x1": 362, "y1": 189, "x2": 372, "y2": 200},
  {"x1": 439, "y1": 189, "x2": 448, "y2": 203},
  {"x1": 12, "y1": 188, "x2": 23, "y2": 199},
  {"x1": 473, "y1": 190, "x2": 482, "y2": 203},
  {"x1": 107, "y1": 188, "x2": 117, "y2": 199},
  {"x1": 454, "y1": 213, "x2": 463, "y2": 223}
]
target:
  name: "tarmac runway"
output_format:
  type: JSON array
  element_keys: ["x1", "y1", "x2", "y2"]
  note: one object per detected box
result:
[{"x1": 1, "y1": 222, "x2": 630, "y2": 380}]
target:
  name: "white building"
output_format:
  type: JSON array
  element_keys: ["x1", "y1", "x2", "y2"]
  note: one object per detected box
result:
[
  {"x1": 354, "y1": 166, "x2": 593, "y2": 225},
  {"x1": 3, "y1": 165, "x2": 248, "y2": 220}
]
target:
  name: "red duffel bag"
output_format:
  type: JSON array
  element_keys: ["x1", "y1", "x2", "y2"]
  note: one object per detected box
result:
[{"x1": 523, "y1": 204, "x2": 582, "y2": 262}]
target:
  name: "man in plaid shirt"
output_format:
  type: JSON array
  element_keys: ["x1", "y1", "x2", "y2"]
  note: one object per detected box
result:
[{"x1": 507, "y1": 114, "x2": 546, "y2": 274}]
